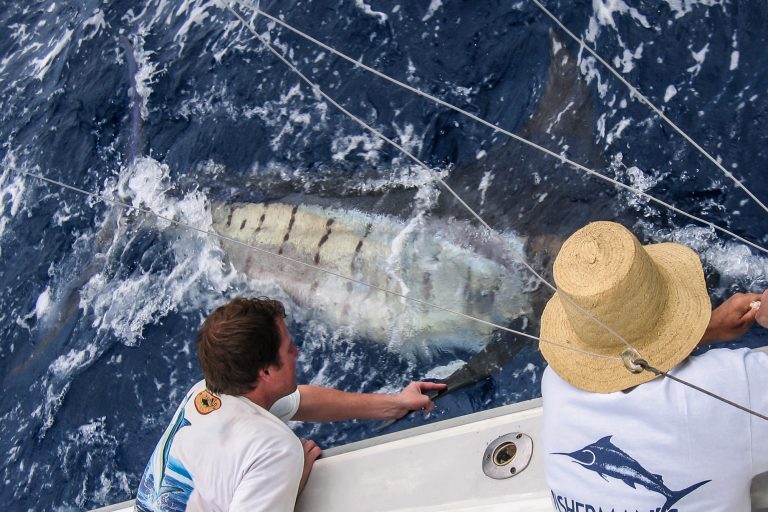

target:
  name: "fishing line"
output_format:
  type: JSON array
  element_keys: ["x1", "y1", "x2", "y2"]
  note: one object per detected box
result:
[
  {"x1": 225, "y1": 1, "x2": 768, "y2": 257},
  {"x1": 17, "y1": 169, "x2": 620, "y2": 364},
  {"x1": 635, "y1": 358, "x2": 768, "y2": 422},
  {"x1": 531, "y1": 0, "x2": 768, "y2": 217}
]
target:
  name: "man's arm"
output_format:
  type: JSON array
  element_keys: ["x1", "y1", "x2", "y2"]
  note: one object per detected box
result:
[
  {"x1": 292, "y1": 381, "x2": 446, "y2": 422},
  {"x1": 699, "y1": 291, "x2": 763, "y2": 345}
]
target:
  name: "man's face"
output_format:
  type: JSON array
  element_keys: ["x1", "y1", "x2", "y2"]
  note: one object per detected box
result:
[{"x1": 268, "y1": 317, "x2": 298, "y2": 398}]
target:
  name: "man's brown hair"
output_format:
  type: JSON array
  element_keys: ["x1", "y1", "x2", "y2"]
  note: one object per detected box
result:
[{"x1": 197, "y1": 297, "x2": 286, "y2": 395}]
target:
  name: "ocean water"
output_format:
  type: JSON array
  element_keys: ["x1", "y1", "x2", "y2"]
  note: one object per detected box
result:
[{"x1": 1, "y1": 0, "x2": 767, "y2": 509}]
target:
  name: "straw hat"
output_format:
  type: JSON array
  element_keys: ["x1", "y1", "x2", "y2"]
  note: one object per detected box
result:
[{"x1": 540, "y1": 221, "x2": 711, "y2": 393}]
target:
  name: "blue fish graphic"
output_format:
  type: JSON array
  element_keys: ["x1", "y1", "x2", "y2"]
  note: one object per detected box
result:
[
  {"x1": 554, "y1": 436, "x2": 709, "y2": 512},
  {"x1": 152, "y1": 395, "x2": 193, "y2": 497}
]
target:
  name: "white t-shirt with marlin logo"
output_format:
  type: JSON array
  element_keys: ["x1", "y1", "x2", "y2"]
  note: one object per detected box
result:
[
  {"x1": 135, "y1": 380, "x2": 303, "y2": 512},
  {"x1": 542, "y1": 348, "x2": 768, "y2": 512}
]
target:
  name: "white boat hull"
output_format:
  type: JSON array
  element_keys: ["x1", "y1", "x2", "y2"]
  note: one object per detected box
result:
[{"x1": 93, "y1": 352, "x2": 768, "y2": 511}]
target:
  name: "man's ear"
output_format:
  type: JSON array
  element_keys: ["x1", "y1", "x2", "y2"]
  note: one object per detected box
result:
[{"x1": 259, "y1": 367, "x2": 272, "y2": 383}]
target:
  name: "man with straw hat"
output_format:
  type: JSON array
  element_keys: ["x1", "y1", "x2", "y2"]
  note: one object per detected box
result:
[{"x1": 540, "y1": 221, "x2": 768, "y2": 512}]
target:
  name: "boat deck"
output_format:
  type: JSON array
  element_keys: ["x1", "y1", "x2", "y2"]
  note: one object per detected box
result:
[{"x1": 93, "y1": 393, "x2": 768, "y2": 511}]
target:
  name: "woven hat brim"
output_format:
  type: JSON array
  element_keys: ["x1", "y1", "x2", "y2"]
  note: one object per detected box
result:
[{"x1": 540, "y1": 242, "x2": 711, "y2": 393}]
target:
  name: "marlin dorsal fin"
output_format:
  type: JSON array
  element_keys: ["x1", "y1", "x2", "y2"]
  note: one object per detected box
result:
[{"x1": 595, "y1": 435, "x2": 613, "y2": 445}]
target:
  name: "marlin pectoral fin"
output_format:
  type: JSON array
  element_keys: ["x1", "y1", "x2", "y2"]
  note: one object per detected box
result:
[
  {"x1": 373, "y1": 330, "x2": 531, "y2": 432},
  {"x1": 622, "y1": 478, "x2": 637, "y2": 488},
  {"x1": 372, "y1": 387, "x2": 446, "y2": 432},
  {"x1": 597, "y1": 472, "x2": 609, "y2": 482}
]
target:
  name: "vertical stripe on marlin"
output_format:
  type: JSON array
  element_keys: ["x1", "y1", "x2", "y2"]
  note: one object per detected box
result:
[
  {"x1": 313, "y1": 218, "x2": 335, "y2": 265},
  {"x1": 350, "y1": 222, "x2": 373, "y2": 272},
  {"x1": 464, "y1": 267, "x2": 477, "y2": 313},
  {"x1": 278, "y1": 206, "x2": 299, "y2": 255},
  {"x1": 342, "y1": 222, "x2": 374, "y2": 321},
  {"x1": 226, "y1": 208, "x2": 234, "y2": 228},
  {"x1": 422, "y1": 271, "x2": 433, "y2": 302},
  {"x1": 253, "y1": 203, "x2": 268, "y2": 234},
  {"x1": 256, "y1": 213, "x2": 266, "y2": 232}
]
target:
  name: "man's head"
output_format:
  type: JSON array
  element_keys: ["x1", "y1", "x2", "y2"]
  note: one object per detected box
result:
[
  {"x1": 539, "y1": 221, "x2": 711, "y2": 393},
  {"x1": 197, "y1": 297, "x2": 297, "y2": 396}
]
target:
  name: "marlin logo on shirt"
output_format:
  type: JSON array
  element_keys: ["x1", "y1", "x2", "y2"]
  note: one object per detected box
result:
[
  {"x1": 135, "y1": 393, "x2": 195, "y2": 511},
  {"x1": 554, "y1": 436, "x2": 710, "y2": 512}
]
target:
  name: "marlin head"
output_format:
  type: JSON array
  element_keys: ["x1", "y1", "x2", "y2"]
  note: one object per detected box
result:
[{"x1": 553, "y1": 447, "x2": 599, "y2": 468}]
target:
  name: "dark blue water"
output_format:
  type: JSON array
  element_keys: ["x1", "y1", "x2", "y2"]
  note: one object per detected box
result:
[{"x1": 1, "y1": 0, "x2": 767, "y2": 509}]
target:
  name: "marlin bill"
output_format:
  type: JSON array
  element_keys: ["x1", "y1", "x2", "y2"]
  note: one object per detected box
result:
[{"x1": 211, "y1": 202, "x2": 532, "y2": 356}]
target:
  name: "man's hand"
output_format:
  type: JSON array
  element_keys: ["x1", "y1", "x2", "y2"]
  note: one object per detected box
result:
[
  {"x1": 756, "y1": 290, "x2": 768, "y2": 329},
  {"x1": 391, "y1": 381, "x2": 447, "y2": 419},
  {"x1": 700, "y1": 292, "x2": 763, "y2": 345},
  {"x1": 298, "y1": 439, "x2": 322, "y2": 495}
]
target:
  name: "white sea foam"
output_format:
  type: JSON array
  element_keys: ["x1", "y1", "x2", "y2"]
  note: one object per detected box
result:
[
  {"x1": 613, "y1": 43, "x2": 644, "y2": 74},
  {"x1": 57, "y1": 417, "x2": 132, "y2": 508},
  {"x1": 641, "y1": 222, "x2": 768, "y2": 291},
  {"x1": 578, "y1": 55, "x2": 609, "y2": 99},
  {"x1": 331, "y1": 133, "x2": 384, "y2": 163},
  {"x1": 425, "y1": 360, "x2": 466, "y2": 379},
  {"x1": 664, "y1": 0, "x2": 722, "y2": 19},
  {"x1": 687, "y1": 43, "x2": 709, "y2": 76},
  {"x1": 35, "y1": 287, "x2": 52, "y2": 320},
  {"x1": 80, "y1": 9, "x2": 107, "y2": 43},
  {"x1": 31, "y1": 28, "x2": 73, "y2": 81},
  {"x1": 511, "y1": 363, "x2": 539, "y2": 384},
  {"x1": 75, "y1": 157, "x2": 242, "y2": 347},
  {"x1": 664, "y1": 84, "x2": 678, "y2": 102},
  {"x1": 128, "y1": 35, "x2": 161, "y2": 121},
  {"x1": 605, "y1": 117, "x2": 632, "y2": 145},
  {"x1": 0, "y1": 151, "x2": 30, "y2": 255},
  {"x1": 345, "y1": 164, "x2": 449, "y2": 194},
  {"x1": 173, "y1": 0, "x2": 220, "y2": 48},
  {"x1": 730, "y1": 50, "x2": 739, "y2": 71},
  {"x1": 34, "y1": 156, "x2": 264, "y2": 437},
  {"x1": 422, "y1": 0, "x2": 443, "y2": 22},
  {"x1": 355, "y1": 0, "x2": 388, "y2": 24},
  {"x1": 586, "y1": 0, "x2": 650, "y2": 43},
  {"x1": 478, "y1": 171, "x2": 494, "y2": 206}
]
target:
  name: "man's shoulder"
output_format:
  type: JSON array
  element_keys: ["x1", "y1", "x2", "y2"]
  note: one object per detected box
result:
[{"x1": 683, "y1": 346, "x2": 753, "y2": 373}]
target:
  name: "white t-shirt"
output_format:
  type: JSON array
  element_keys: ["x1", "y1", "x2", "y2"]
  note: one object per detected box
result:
[
  {"x1": 135, "y1": 380, "x2": 303, "y2": 512},
  {"x1": 542, "y1": 348, "x2": 768, "y2": 512}
]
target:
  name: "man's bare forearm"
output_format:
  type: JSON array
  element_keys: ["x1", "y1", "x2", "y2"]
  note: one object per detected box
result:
[{"x1": 292, "y1": 381, "x2": 446, "y2": 422}]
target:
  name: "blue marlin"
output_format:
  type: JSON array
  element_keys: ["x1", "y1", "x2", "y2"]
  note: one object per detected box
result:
[
  {"x1": 554, "y1": 436, "x2": 710, "y2": 512},
  {"x1": 135, "y1": 394, "x2": 195, "y2": 511},
  {"x1": 151, "y1": 397, "x2": 193, "y2": 497},
  {"x1": 135, "y1": 393, "x2": 195, "y2": 512}
]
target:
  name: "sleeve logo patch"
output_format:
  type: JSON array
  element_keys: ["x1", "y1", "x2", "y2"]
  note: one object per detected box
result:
[{"x1": 194, "y1": 389, "x2": 222, "y2": 415}]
